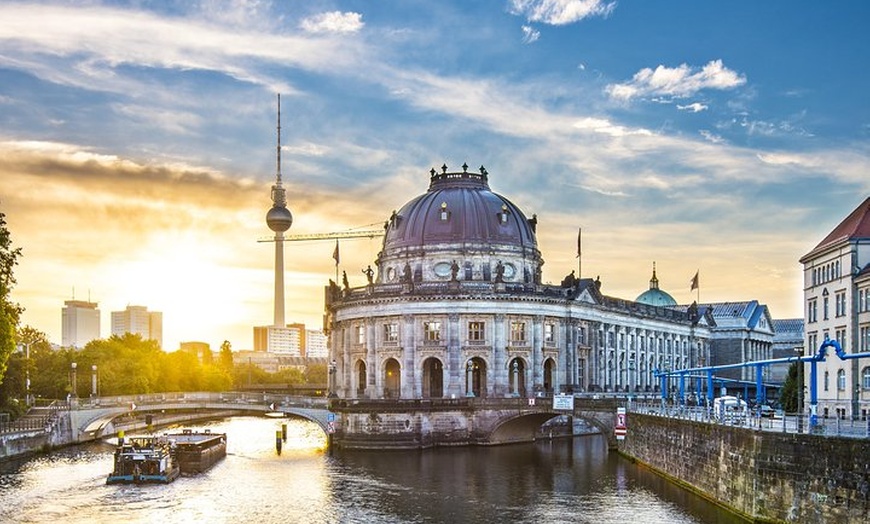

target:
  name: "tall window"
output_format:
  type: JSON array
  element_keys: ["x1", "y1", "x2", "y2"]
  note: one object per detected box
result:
[
  {"x1": 808, "y1": 299, "x2": 817, "y2": 323},
  {"x1": 823, "y1": 297, "x2": 829, "y2": 320},
  {"x1": 544, "y1": 323, "x2": 555, "y2": 344},
  {"x1": 824, "y1": 370, "x2": 829, "y2": 392},
  {"x1": 837, "y1": 369, "x2": 846, "y2": 391},
  {"x1": 468, "y1": 321, "x2": 485, "y2": 344},
  {"x1": 424, "y1": 321, "x2": 441, "y2": 343},
  {"x1": 862, "y1": 327, "x2": 870, "y2": 352},
  {"x1": 835, "y1": 292, "x2": 846, "y2": 317},
  {"x1": 384, "y1": 323, "x2": 399, "y2": 344},
  {"x1": 862, "y1": 367, "x2": 870, "y2": 390},
  {"x1": 356, "y1": 325, "x2": 365, "y2": 345},
  {"x1": 835, "y1": 328, "x2": 846, "y2": 352},
  {"x1": 510, "y1": 321, "x2": 527, "y2": 344}
]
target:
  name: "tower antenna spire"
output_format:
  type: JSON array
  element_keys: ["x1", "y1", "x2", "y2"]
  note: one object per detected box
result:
[{"x1": 276, "y1": 93, "x2": 282, "y2": 183}]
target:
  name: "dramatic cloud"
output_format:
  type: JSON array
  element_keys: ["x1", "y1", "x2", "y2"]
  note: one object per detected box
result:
[
  {"x1": 509, "y1": 0, "x2": 616, "y2": 25},
  {"x1": 607, "y1": 60, "x2": 746, "y2": 101},
  {"x1": 300, "y1": 11, "x2": 364, "y2": 33}
]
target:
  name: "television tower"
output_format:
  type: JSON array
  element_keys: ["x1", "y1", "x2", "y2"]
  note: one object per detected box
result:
[{"x1": 265, "y1": 94, "x2": 293, "y2": 327}]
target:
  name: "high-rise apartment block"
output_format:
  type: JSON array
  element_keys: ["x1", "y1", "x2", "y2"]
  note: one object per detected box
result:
[
  {"x1": 61, "y1": 300, "x2": 101, "y2": 348},
  {"x1": 111, "y1": 305, "x2": 163, "y2": 349},
  {"x1": 253, "y1": 323, "x2": 305, "y2": 356}
]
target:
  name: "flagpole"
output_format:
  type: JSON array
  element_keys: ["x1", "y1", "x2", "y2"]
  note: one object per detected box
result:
[{"x1": 333, "y1": 240, "x2": 340, "y2": 284}]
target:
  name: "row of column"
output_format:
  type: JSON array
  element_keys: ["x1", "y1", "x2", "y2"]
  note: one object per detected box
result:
[{"x1": 333, "y1": 313, "x2": 570, "y2": 399}]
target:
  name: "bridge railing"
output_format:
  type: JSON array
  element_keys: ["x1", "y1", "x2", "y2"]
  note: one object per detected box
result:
[
  {"x1": 631, "y1": 401, "x2": 870, "y2": 439},
  {"x1": 69, "y1": 391, "x2": 328, "y2": 410}
]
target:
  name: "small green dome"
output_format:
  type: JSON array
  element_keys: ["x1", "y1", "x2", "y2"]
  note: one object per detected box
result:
[{"x1": 636, "y1": 263, "x2": 677, "y2": 307}]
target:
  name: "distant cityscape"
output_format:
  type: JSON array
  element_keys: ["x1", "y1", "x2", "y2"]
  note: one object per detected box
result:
[{"x1": 59, "y1": 299, "x2": 327, "y2": 372}]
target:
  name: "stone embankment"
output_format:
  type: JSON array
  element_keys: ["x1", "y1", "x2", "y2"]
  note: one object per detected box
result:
[{"x1": 618, "y1": 412, "x2": 869, "y2": 524}]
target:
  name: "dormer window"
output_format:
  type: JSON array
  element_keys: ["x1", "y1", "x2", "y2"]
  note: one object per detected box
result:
[
  {"x1": 440, "y1": 202, "x2": 449, "y2": 221},
  {"x1": 499, "y1": 204, "x2": 509, "y2": 224}
]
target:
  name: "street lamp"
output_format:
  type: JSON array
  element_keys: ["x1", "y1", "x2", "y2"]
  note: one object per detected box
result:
[
  {"x1": 17, "y1": 342, "x2": 31, "y2": 407},
  {"x1": 328, "y1": 359, "x2": 337, "y2": 398},
  {"x1": 91, "y1": 365, "x2": 98, "y2": 397},
  {"x1": 70, "y1": 362, "x2": 78, "y2": 399},
  {"x1": 794, "y1": 346, "x2": 803, "y2": 433}
]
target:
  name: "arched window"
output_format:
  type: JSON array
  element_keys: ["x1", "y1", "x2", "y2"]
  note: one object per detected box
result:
[{"x1": 837, "y1": 369, "x2": 846, "y2": 391}]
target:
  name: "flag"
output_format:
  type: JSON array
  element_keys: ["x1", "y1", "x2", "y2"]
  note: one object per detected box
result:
[
  {"x1": 576, "y1": 227, "x2": 582, "y2": 258},
  {"x1": 332, "y1": 240, "x2": 340, "y2": 266},
  {"x1": 690, "y1": 270, "x2": 699, "y2": 291}
]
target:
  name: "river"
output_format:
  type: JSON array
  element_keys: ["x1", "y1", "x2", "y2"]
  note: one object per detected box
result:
[{"x1": 0, "y1": 416, "x2": 745, "y2": 523}]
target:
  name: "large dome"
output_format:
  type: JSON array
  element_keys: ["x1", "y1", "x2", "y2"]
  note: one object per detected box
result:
[
  {"x1": 383, "y1": 165, "x2": 538, "y2": 254},
  {"x1": 375, "y1": 164, "x2": 541, "y2": 285}
]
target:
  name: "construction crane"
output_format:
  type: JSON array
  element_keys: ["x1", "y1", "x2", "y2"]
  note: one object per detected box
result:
[
  {"x1": 258, "y1": 226, "x2": 384, "y2": 243},
  {"x1": 284, "y1": 229, "x2": 383, "y2": 242}
]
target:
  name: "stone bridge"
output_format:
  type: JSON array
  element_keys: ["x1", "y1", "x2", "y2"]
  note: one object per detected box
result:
[
  {"x1": 329, "y1": 396, "x2": 625, "y2": 450},
  {"x1": 65, "y1": 392, "x2": 331, "y2": 443}
]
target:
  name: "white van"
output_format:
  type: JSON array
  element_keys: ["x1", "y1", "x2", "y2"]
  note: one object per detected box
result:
[{"x1": 713, "y1": 395, "x2": 748, "y2": 424}]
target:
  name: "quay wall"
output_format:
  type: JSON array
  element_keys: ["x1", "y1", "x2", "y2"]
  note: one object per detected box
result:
[{"x1": 618, "y1": 413, "x2": 870, "y2": 524}]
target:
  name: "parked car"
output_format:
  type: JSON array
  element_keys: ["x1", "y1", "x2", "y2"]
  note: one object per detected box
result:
[{"x1": 757, "y1": 405, "x2": 775, "y2": 418}]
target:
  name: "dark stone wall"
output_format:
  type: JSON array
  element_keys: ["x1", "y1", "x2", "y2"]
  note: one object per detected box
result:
[{"x1": 619, "y1": 413, "x2": 870, "y2": 523}]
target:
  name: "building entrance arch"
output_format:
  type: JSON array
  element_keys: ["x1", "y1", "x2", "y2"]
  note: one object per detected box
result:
[
  {"x1": 355, "y1": 359, "x2": 367, "y2": 398},
  {"x1": 508, "y1": 357, "x2": 526, "y2": 396},
  {"x1": 422, "y1": 357, "x2": 444, "y2": 398},
  {"x1": 384, "y1": 358, "x2": 401, "y2": 398},
  {"x1": 466, "y1": 357, "x2": 488, "y2": 398},
  {"x1": 543, "y1": 358, "x2": 556, "y2": 394}
]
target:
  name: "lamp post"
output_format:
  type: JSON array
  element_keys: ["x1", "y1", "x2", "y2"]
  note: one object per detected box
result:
[
  {"x1": 70, "y1": 362, "x2": 78, "y2": 399},
  {"x1": 328, "y1": 359, "x2": 337, "y2": 398},
  {"x1": 511, "y1": 360, "x2": 519, "y2": 397},
  {"x1": 794, "y1": 346, "x2": 803, "y2": 433},
  {"x1": 91, "y1": 365, "x2": 98, "y2": 397},
  {"x1": 17, "y1": 342, "x2": 31, "y2": 407},
  {"x1": 466, "y1": 360, "x2": 476, "y2": 398}
]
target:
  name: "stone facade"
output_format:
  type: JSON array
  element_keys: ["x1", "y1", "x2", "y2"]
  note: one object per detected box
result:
[{"x1": 325, "y1": 166, "x2": 713, "y2": 403}]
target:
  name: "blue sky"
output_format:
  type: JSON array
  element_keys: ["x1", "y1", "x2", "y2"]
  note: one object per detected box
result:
[{"x1": 1, "y1": 1, "x2": 868, "y2": 351}]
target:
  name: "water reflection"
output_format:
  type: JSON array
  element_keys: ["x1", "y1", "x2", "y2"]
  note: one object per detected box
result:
[{"x1": 0, "y1": 416, "x2": 744, "y2": 523}]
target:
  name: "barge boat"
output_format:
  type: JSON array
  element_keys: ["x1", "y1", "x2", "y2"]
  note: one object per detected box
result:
[
  {"x1": 106, "y1": 435, "x2": 180, "y2": 484},
  {"x1": 106, "y1": 429, "x2": 227, "y2": 484}
]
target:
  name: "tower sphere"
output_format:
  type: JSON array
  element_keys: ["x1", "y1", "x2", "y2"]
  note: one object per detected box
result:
[{"x1": 266, "y1": 205, "x2": 293, "y2": 233}]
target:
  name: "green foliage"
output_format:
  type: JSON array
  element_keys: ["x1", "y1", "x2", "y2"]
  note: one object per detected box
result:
[
  {"x1": 0, "y1": 206, "x2": 23, "y2": 392},
  {"x1": 780, "y1": 362, "x2": 800, "y2": 413},
  {"x1": 3, "y1": 326, "x2": 321, "y2": 401},
  {"x1": 219, "y1": 340, "x2": 233, "y2": 371}
]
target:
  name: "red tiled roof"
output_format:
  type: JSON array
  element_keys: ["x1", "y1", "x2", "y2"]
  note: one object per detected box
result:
[{"x1": 804, "y1": 197, "x2": 870, "y2": 257}]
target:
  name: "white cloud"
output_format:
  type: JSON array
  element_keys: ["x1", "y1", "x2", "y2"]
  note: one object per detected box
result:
[
  {"x1": 677, "y1": 102, "x2": 708, "y2": 113},
  {"x1": 607, "y1": 60, "x2": 746, "y2": 101},
  {"x1": 300, "y1": 11, "x2": 364, "y2": 34},
  {"x1": 509, "y1": 0, "x2": 616, "y2": 25},
  {"x1": 521, "y1": 25, "x2": 541, "y2": 44}
]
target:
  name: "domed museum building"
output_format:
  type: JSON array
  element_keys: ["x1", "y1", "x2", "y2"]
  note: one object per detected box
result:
[{"x1": 325, "y1": 164, "x2": 713, "y2": 399}]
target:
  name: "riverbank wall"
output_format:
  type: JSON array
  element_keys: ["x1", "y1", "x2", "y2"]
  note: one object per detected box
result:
[{"x1": 618, "y1": 413, "x2": 870, "y2": 523}]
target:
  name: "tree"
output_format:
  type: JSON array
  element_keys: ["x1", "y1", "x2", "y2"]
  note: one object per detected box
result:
[
  {"x1": 219, "y1": 340, "x2": 233, "y2": 371},
  {"x1": 779, "y1": 362, "x2": 800, "y2": 413},
  {"x1": 0, "y1": 206, "x2": 23, "y2": 397}
]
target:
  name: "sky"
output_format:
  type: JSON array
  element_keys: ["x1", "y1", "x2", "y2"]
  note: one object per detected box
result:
[{"x1": 1, "y1": 1, "x2": 868, "y2": 352}]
